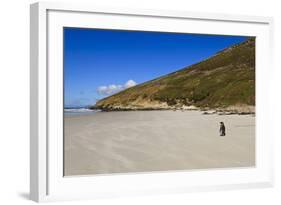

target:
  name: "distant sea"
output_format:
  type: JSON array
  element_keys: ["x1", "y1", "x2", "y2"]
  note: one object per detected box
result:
[{"x1": 64, "y1": 107, "x2": 100, "y2": 116}]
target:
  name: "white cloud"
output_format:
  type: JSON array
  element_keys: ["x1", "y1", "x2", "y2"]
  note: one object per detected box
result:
[
  {"x1": 124, "y1": 80, "x2": 137, "y2": 88},
  {"x1": 97, "y1": 80, "x2": 137, "y2": 96},
  {"x1": 97, "y1": 85, "x2": 122, "y2": 95}
]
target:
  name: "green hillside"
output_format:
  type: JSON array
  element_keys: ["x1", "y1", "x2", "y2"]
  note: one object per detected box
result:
[{"x1": 91, "y1": 38, "x2": 255, "y2": 113}]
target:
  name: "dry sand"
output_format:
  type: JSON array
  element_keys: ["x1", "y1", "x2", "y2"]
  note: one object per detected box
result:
[{"x1": 64, "y1": 110, "x2": 255, "y2": 176}]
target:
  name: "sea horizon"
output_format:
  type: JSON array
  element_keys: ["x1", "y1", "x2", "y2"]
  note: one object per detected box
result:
[{"x1": 64, "y1": 106, "x2": 99, "y2": 116}]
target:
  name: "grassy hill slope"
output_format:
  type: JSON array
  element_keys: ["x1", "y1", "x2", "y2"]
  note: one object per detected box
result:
[{"x1": 92, "y1": 38, "x2": 255, "y2": 113}]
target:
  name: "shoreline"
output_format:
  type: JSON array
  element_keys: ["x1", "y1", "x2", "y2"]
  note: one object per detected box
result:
[
  {"x1": 91, "y1": 101, "x2": 255, "y2": 115},
  {"x1": 89, "y1": 106, "x2": 255, "y2": 115}
]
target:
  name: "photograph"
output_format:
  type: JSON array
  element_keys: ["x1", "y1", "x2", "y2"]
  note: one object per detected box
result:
[{"x1": 63, "y1": 27, "x2": 255, "y2": 176}]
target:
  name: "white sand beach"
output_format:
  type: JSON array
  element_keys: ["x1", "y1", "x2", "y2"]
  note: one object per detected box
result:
[{"x1": 64, "y1": 110, "x2": 255, "y2": 176}]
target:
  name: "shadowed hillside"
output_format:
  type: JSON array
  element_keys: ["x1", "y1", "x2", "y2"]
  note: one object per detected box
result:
[{"x1": 91, "y1": 38, "x2": 255, "y2": 113}]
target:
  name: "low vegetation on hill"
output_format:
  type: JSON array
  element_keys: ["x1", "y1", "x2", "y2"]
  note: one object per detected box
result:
[{"x1": 91, "y1": 38, "x2": 255, "y2": 113}]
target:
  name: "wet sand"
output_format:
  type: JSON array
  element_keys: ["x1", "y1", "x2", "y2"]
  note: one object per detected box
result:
[{"x1": 64, "y1": 110, "x2": 255, "y2": 176}]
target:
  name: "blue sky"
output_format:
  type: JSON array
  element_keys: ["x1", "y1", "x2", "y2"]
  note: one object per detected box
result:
[{"x1": 64, "y1": 27, "x2": 247, "y2": 107}]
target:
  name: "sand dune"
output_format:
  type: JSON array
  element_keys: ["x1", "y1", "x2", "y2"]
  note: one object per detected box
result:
[{"x1": 64, "y1": 110, "x2": 255, "y2": 176}]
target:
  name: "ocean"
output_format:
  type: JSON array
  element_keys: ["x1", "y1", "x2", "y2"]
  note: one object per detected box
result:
[{"x1": 64, "y1": 107, "x2": 100, "y2": 116}]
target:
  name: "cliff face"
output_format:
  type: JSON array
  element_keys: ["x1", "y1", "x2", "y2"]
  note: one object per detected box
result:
[{"x1": 92, "y1": 38, "x2": 255, "y2": 113}]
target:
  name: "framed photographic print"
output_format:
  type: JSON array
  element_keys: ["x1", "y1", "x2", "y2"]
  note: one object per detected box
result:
[{"x1": 30, "y1": 2, "x2": 274, "y2": 202}]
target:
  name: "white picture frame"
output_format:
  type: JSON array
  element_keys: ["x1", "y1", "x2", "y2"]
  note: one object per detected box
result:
[{"x1": 30, "y1": 2, "x2": 274, "y2": 202}]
